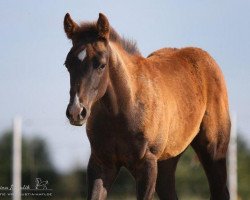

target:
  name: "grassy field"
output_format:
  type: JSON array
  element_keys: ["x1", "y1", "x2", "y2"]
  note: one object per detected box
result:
[
  {"x1": 108, "y1": 196, "x2": 206, "y2": 200},
  {"x1": 59, "y1": 196, "x2": 206, "y2": 200}
]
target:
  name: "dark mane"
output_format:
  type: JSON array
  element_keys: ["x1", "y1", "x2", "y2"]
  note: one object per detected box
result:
[{"x1": 76, "y1": 22, "x2": 141, "y2": 55}]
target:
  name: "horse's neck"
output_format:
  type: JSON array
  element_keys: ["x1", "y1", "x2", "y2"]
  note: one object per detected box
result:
[{"x1": 104, "y1": 43, "x2": 136, "y2": 115}]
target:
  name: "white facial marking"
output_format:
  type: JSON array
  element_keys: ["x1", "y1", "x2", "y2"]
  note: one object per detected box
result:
[
  {"x1": 73, "y1": 94, "x2": 80, "y2": 106},
  {"x1": 78, "y1": 49, "x2": 86, "y2": 61},
  {"x1": 69, "y1": 94, "x2": 83, "y2": 121}
]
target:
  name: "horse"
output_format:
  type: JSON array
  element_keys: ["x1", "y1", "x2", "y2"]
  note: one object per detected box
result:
[{"x1": 63, "y1": 13, "x2": 230, "y2": 200}]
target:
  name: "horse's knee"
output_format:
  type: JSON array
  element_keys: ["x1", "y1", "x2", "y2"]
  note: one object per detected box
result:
[{"x1": 206, "y1": 138, "x2": 229, "y2": 161}]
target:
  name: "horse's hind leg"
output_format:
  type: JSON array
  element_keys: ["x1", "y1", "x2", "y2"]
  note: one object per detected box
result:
[
  {"x1": 156, "y1": 155, "x2": 181, "y2": 200},
  {"x1": 191, "y1": 111, "x2": 230, "y2": 200}
]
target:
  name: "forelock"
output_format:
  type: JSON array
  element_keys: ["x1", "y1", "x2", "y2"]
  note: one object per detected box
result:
[{"x1": 73, "y1": 22, "x2": 141, "y2": 55}]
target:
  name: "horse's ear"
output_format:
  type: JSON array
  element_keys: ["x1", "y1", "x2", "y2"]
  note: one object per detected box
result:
[
  {"x1": 64, "y1": 13, "x2": 79, "y2": 39},
  {"x1": 97, "y1": 13, "x2": 110, "y2": 39}
]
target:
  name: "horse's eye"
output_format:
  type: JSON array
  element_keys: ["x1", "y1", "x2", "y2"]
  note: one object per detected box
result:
[
  {"x1": 93, "y1": 57, "x2": 106, "y2": 70},
  {"x1": 99, "y1": 64, "x2": 106, "y2": 69},
  {"x1": 96, "y1": 64, "x2": 106, "y2": 73},
  {"x1": 93, "y1": 57, "x2": 100, "y2": 69}
]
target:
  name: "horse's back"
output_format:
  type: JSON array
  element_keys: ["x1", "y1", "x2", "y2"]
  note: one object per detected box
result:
[{"x1": 147, "y1": 46, "x2": 229, "y2": 109}]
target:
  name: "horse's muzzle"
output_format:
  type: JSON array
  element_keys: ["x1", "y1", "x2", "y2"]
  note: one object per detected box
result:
[{"x1": 66, "y1": 104, "x2": 88, "y2": 126}]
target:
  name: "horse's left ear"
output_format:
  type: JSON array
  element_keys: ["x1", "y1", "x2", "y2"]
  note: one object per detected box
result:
[{"x1": 97, "y1": 13, "x2": 110, "y2": 39}]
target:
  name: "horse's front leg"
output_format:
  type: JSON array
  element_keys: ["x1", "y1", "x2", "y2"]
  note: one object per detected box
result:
[
  {"x1": 135, "y1": 150, "x2": 158, "y2": 200},
  {"x1": 87, "y1": 154, "x2": 119, "y2": 200}
]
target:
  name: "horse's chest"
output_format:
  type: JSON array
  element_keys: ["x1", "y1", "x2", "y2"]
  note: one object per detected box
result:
[
  {"x1": 87, "y1": 119, "x2": 148, "y2": 166},
  {"x1": 114, "y1": 132, "x2": 147, "y2": 164}
]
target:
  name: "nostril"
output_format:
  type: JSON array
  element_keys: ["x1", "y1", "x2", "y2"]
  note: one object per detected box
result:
[
  {"x1": 66, "y1": 108, "x2": 71, "y2": 119},
  {"x1": 80, "y1": 107, "x2": 87, "y2": 119}
]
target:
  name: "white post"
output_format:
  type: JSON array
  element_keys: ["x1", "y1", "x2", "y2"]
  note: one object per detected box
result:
[
  {"x1": 12, "y1": 117, "x2": 22, "y2": 200},
  {"x1": 228, "y1": 114, "x2": 237, "y2": 200}
]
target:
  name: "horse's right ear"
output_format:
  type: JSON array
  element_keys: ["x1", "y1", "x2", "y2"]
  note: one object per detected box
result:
[
  {"x1": 97, "y1": 13, "x2": 110, "y2": 39},
  {"x1": 64, "y1": 13, "x2": 79, "y2": 39}
]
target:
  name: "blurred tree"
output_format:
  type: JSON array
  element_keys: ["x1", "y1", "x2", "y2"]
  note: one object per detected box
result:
[
  {"x1": 0, "y1": 130, "x2": 58, "y2": 191},
  {"x1": 176, "y1": 147, "x2": 209, "y2": 199},
  {"x1": 237, "y1": 135, "x2": 250, "y2": 199},
  {"x1": 0, "y1": 131, "x2": 13, "y2": 186},
  {"x1": 111, "y1": 167, "x2": 136, "y2": 198},
  {"x1": 57, "y1": 168, "x2": 87, "y2": 199}
]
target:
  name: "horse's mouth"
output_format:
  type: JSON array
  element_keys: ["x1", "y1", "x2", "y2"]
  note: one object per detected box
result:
[{"x1": 69, "y1": 119, "x2": 86, "y2": 126}]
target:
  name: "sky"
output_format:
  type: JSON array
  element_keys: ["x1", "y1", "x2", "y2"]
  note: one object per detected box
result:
[{"x1": 0, "y1": 0, "x2": 249, "y2": 172}]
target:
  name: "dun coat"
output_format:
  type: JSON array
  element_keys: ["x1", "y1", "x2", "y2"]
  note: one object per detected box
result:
[{"x1": 64, "y1": 13, "x2": 230, "y2": 200}]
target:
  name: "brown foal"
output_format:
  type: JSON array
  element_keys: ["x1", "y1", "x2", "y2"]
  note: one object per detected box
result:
[{"x1": 63, "y1": 13, "x2": 230, "y2": 200}]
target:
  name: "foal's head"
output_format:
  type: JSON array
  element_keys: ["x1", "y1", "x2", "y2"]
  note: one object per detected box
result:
[{"x1": 64, "y1": 13, "x2": 111, "y2": 126}]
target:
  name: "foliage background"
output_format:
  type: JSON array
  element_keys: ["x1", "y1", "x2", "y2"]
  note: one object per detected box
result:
[{"x1": 0, "y1": 131, "x2": 249, "y2": 199}]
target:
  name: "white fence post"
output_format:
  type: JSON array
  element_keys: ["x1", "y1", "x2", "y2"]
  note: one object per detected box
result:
[
  {"x1": 12, "y1": 116, "x2": 22, "y2": 200},
  {"x1": 228, "y1": 114, "x2": 237, "y2": 200}
]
